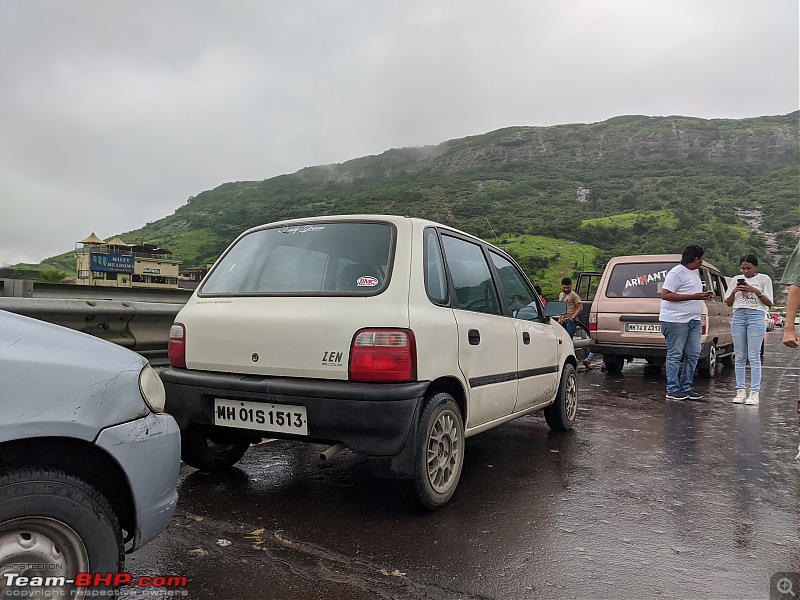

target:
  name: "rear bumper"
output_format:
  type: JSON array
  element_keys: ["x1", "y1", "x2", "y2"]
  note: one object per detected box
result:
[
  {"x1": 160, "y1": 368, "x2": 428, "y2": 457},
  {"x1": 590, "y1": 341, "x2": 716, "y2": 359},
  {"x1": 589, "y1": 343, "x2": 666, "y2": 359}
]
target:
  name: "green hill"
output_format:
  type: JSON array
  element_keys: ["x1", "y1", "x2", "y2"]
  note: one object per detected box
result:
[{"x1": 33, "y1": 111, "x2": 799, "y2": 295}]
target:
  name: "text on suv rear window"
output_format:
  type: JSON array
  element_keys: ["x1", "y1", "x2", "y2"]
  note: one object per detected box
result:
[{"x1": 605, "y1": 261, "x2": 678, "y2": 298}]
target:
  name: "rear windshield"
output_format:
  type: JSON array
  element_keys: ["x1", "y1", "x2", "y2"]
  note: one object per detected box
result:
[
  {"x1": 605, "y1": 261, "x2": 677, "y2": 298},
  {"x1": 200, "y1": 222, "x2": 393, "y2": 295}
]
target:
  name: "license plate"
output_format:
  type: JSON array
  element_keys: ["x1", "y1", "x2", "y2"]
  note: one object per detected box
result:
[
  {"x1": 214, "y1": 398, "x2": 308, "y2": 435},
  {"x1": 625, "y1": 323, "x2": 661, "y2": 333}
]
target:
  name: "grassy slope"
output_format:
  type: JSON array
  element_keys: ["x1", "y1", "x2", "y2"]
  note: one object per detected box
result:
[{"x1": 10, "y1": 112, "x2": 798, "y2": 284}]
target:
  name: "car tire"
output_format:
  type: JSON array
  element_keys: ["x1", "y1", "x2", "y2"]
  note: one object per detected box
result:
[
  {"x1": 544, "y1": 363, "x2": 578, "y2": 431},
  {"x1": 698, "y1": 343, "x2": 717, "y2": 378},
  {"x1": 603, "y1": 354, "x2": 625, "y2": 374},
  {"x1": 402, "y1": 392, "x2": 464, "y2": 511},
  {"x1": 181, "y1": 425, "x2": 251, "y2": 473},
  {"x1": 0, "y1": 467, "x2": 123, "y2": 596},
  {"x1": 721, "y1": 351, "x2": 734, "y2": 368}
]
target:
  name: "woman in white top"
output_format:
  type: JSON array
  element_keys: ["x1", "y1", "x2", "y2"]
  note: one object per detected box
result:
[{"x1": 724, "y1": 254, "x2": 773, "y2": 405}]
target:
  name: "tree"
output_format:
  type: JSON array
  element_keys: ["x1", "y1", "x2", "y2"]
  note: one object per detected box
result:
[{"x1": 37, "y1": 269, "x2": 68, "y2": 283}]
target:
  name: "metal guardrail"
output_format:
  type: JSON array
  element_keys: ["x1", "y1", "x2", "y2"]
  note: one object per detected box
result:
[
  {"x1": 0, "y1": 280, "x2": 190, "y2": 365},
  {"x1": 0, "y1": 278, "x2": 193, "y2": 303},
  {"x1": 0, "y1": 298, "x2": 183, "y2": 353},
  {"x1": 0, "y1": 280, "x2": 592, "y2": 362}
]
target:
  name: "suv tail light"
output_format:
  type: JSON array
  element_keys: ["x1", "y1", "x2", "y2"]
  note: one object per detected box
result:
[
  {"x1": 168, "y1": 323, "x2": 186, "y2": 368},
  {"x1": 588, "y1": 313, "x2": 597, "y2": 332},
  {"x1": 701, "y1": 315, "x2": 708, "y2": 336},
  {"x1": 349, "y1": 329, "x2": 417, "y2": 382}
]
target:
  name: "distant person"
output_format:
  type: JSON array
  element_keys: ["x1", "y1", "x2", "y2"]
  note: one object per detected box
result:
[
  {"x1": 724, "y1": 254, "x2": 773, "y2": 406},
  {"x1": 779, "y1": 241, "x2": 800, "y2": 459},
  {"x1": 534, "y1": 284, "x2": 547, "y2": 306},
  {"x1": 557, "y1": 277, "x2": 583, "y2": 338},
  {"x1": 659, "y1": 245, "x2": 714, "y2": 401}
]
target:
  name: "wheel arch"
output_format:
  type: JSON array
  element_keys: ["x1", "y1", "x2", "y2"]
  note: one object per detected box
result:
[
  {"x1": 563, "y1": 353, "x2": 578, "y2": 375},
  {"x1": 0, "y1": 437, "x2": 136, "y2": 549},
  {"x1": 424, "y1": 376, "x2": 467, "y2": 421},
  {"x1": 701, "y1": 337, "x2": 719, "y2": 358}
]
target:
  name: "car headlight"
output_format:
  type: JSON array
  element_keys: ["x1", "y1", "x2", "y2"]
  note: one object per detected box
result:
[{"x1": 139, "y1": 364, "x2": 167, "y2": 413}]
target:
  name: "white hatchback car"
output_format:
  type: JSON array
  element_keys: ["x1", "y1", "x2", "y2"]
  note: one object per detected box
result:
[{"x1": 162, "y1": 215, "x2": 577, "y2": 509}]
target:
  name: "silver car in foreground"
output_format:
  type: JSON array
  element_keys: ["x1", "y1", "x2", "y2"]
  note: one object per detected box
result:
[{"x1": 0, "y1": 311, "x2": 180, "y2": 597}]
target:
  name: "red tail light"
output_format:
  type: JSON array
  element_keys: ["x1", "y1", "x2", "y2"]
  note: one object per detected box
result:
[
  {"x1": 168, "y1": 323, "x2": 186, "y2": 368},
  {"x1": 349, "y1": 329, "x2": 416, "y2": 382},
  {"x1": 588, "y1": 313, "x2": 597, "y2": 332}
]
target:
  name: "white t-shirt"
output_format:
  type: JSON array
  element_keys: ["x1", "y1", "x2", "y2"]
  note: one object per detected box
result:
[
  {"x1": 659, "y1": 264, "x2": 704, "y2": 323},
  {"x1": 724, "y1": 272, "x2": 773, "y2": 313}
]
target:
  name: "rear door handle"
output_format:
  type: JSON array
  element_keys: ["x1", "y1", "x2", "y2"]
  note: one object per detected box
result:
[
  {"x1": 468, "y1": 329, "x2": 481, "y2": 345},
  {"x1": 522, "y1": 332, "x2": 530, "y2": 345}
]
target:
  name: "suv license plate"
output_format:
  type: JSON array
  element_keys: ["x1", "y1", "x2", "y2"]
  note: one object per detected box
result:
[
  {"x1": 214, "y1": 399, "x2": 308, "y2": 435},
  {"x1": 625, "y1": 323, "x2": 661, "y2": 333}
]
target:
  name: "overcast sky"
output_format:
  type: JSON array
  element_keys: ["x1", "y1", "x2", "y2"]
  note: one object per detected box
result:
[{"x1": 1, "y1": 0, "x2": 797, "y2": 266}]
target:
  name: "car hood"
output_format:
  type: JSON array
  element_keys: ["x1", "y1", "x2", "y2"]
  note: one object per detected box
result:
[{"x1": 0, "y1": 311, "x2": 151, "y2": 442}]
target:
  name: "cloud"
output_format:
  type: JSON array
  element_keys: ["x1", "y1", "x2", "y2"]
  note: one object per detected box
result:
[{"x1": 0, "y1": 0, "x2": 797, "y2": 265}]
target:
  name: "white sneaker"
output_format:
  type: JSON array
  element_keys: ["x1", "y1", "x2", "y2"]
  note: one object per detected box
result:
[
  {"x1": 745, "y1": 391, "x2": 759, "y2": 405},
  {"x1": 732, "y1": 389, "x2": 747, "y2": 404}
]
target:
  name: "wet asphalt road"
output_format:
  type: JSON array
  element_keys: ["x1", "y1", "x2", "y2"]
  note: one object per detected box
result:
[{"x1": 126, "y1": 331, "x2": 799, "y2": 600}]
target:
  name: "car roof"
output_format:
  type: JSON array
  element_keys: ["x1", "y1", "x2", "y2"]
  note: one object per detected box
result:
[
  {"x1": 605, "y1": 253, "x2": 723, "y2": 274},
  {"x1": 239, "y1": 214, "x2": 494, "y2": 249}
]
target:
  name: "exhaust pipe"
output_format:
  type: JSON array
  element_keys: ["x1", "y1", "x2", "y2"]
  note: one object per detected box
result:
[{"x1": 319, "y1": 442, "x2": 346, "y2": 461}]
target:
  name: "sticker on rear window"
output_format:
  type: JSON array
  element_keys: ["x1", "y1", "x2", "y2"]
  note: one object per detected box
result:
[
  {"x1": 625, "y1": 269, "x2": 669, "y2": 289},
  {"x1": 357, "y1": 276, "x2": 379, "y2": 287},
  {"x1": 279, "y1": 225, "x2": 326, "y2": 234}
]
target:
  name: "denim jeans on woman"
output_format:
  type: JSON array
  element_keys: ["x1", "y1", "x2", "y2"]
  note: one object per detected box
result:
[
  {"x1": 731, "y1": 308, "x2": 767, "y2": 391},
  {"x1": 661, "y1": 319, "x2": 702, "y2": 394}
]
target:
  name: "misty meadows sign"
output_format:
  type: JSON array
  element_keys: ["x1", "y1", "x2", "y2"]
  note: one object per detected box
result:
[{"x1": 90, "y1": 252, "x2": 134, "y2": 273}]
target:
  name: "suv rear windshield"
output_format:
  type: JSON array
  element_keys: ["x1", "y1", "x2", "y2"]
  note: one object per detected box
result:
[
  {"x1": 605, "y1": 261, "x2": 678, "y2": 298},
  {"x1": 200, "y1": 222, "x2": 393, "y2": 295}
]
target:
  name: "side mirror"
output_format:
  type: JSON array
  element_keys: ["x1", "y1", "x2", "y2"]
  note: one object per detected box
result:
[
  {"x1": 515, "y1": 306, "x2": 540, "y2": 321},
  {"x1": 543, "y1": 300, "x2": 567, "y2": 318}
]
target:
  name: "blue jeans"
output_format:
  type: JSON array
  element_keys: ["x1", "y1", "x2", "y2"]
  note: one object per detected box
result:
[
  {"x1": 731, "y1": 309, "x2": 766, "y2": 391},
  {"x1": 661, "y1": 319, "x2": 702, "y2": 394},
  {"x1": 562, "y1": 319, "x2": 577, "y2": 338}
]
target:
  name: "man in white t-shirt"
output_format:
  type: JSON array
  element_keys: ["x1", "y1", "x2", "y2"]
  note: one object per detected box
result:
[{"x1": 659, "y1": 245, "x2": 714, "y2": 401}]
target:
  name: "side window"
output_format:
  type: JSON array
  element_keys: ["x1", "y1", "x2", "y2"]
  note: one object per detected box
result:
[
  {"x1": 576, "y1": 273, "x2": 600, "y2": 302},
  {"x1": 441, "y1": 235, "x2": 501, "y2": 316},
  {"x1": 710, "y1": 272, "x2": 725, "y2": 300},
  {"x1": 719, "y1": 274, "x2": 729, "y2": 294},
  {"x1": 699, "y1": 268, "x2": 713, "y2": 295},
  {"x1": 424, "y1": 229, "x2": 448, "y2": 304},
  {"x1": 489, "y1": 252, "x2": 540, "y2": 320}
]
